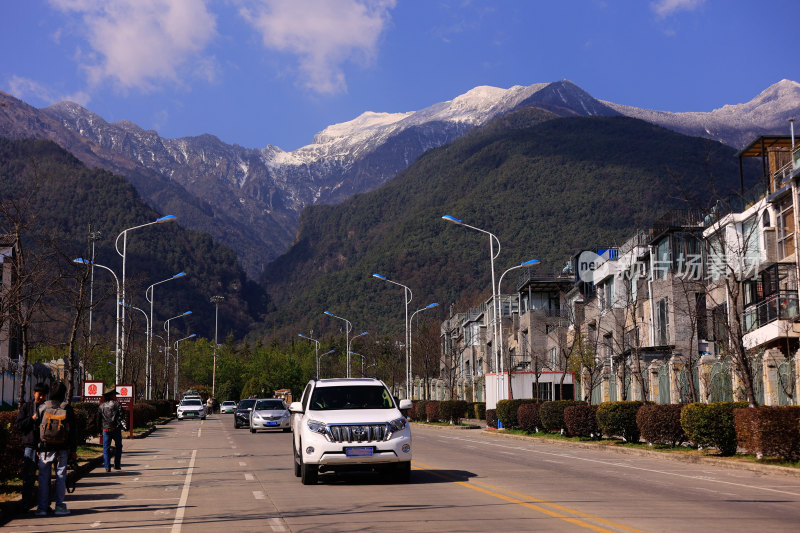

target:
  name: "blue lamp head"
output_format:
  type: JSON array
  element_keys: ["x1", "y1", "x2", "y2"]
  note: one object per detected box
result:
[
  {"x1": 442, "y1": 215, "x2": 463, "y2": 225},
  {"x1": 156, "y1": 215, "x2": 176, "y2": 223},
  {"x1": 372, "y1": 273, "x2": 387, "y2": 280},
  {"x1": 521, "y1": 259, "x2": 540, "y2": 267},
  {"x1": 427, "y1": 302, "x2": 440, "y2": 309},
  {"x1": 173, "y1": 272, "x2": 187, "y2": 279}
]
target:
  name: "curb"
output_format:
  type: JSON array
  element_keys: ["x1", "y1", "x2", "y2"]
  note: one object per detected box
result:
[{"x1": 416, "y1": 423, "x2": 800, "y2": 478}]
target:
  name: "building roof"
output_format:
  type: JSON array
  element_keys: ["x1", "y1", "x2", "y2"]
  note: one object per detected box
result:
[{"x1": 737, "y1": 136, "x2": 795, "y2": 158}]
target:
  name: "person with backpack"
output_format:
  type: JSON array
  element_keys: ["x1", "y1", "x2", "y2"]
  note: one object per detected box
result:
[
  {"x1": 15, "y1": 382, "x2": 49, "y2": 509},
  {"x1": 97, "y1": 387, "x2": 124, "y2": 472},
  {"x1": 36, "y1": 382, "x2": 76, "y2": 516}
]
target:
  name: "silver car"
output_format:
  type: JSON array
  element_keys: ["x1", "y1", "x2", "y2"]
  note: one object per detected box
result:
[
  {"x1": 220, "y1": 400, "x2": 237, "y2": 414},
  {"x1": 249, "y1": 399, "x2": 291, "y2": 433},
  {"x1": 177, "y1": 399, "x2": 206, "y2": 420}
]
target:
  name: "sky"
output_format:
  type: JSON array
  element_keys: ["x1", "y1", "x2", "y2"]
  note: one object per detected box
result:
[{"x1": 2, "y1": 0, "x2": 797, "y2": 152}]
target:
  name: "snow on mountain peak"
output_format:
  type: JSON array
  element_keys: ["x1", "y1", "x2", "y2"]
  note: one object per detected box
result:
[{"x1": 314, "y1": 110, "x2": 412, "y2": 143}]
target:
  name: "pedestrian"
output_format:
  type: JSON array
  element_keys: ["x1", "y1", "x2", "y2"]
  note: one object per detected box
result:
[
  {"x1": 206, "y1": 396, "x2": 214, "y2": 415},
  {"x1": 15, "y1": 382, "x2": 49, "y2": 509},
  {"x1": 36, "y1": 382, "x2": 77, "y2": 516},
  {"x1": 97, "y1": 387, "x2": 124, "y2": 473}
]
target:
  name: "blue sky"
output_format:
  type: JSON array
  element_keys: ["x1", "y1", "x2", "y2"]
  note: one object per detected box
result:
[{"x1": 2, "y1": 0, "x2": 796, "y2": 151}]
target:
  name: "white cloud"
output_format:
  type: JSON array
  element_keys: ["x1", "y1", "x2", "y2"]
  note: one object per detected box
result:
[
  {"x1": 49, "y1": 0, "x2": 218, "y2": 91},
  {"x1": 237, "y1": 0, "x2": 396, "y2": 95},
  {"x1": 6, "y1": 75, "x2": 91, "y2": 106},
  {"x1": 651, "y1": 0, "x2": 706, "y2": 18}
]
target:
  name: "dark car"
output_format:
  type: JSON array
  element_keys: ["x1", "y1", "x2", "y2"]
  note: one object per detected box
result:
[{"x1": 234, "y1": 398, "x2": 257, "y2": 428}]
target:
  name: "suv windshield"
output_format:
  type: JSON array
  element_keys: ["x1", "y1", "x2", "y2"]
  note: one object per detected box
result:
[
  {"x1": 309, "y1": 385, "x2": 395, "y2": 411},
  {"x1": 182, "y1": 400, "x2": 202, "y2": 406},
  {"x1": 255, "y1": 400, "x2": 285, "y2": 410},
  {"x1": 237, "y1": 399, "x2": 257, "y2": 410}
]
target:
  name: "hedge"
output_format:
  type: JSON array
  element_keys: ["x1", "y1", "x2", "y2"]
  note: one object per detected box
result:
[
  {"x1": 466, "y1": 402, "x2": 486, "y2": 420},
  {"x1": 425, "y1": 401, "x2": 441, "y2": 423},
  {"x1": 486, "y1": 409, "x2": 498, "y2": 429},
  {"x1": 540, "y1": 400, "x2": 586, "y2": 432},
  {"x1": 133, "y1": 403, "x2": 158, "y2": 428},
  {"x1": 0, "y1": 411, "x2": 23, "y2": 483},
  {"x1": 496, "y1": 399, "x2": 539, "y2": 429},
  {"x1": 734, "y1": 406, "x2": 800, "y2": 461},
  {"x1": 637, "y1": 404, "x2": 686, "y2": 446},
  {"x1": 564, "y1": 404, "x2": 599, "y2": 438},
  {"x1": 681, "y1": 402, "x2": 748, "y2": 456},
  {"x1": 140, "y1": 399, "x2": 174, "y2": 418},
  {"x1": 596, "y1": 401, "x2": 645, "y2": 442},
  {"x1": 439, "y1": 400, "x2": 468, "y2": 424},
  {"x1": 73, "y1": 401, "x2": 100, "y2": 436},
  {"x1": 413, "y1": 400, "x2": 430, "y2": 421},
  {"x1": 517, "y1": 403, "x2": 542, "y2": 432}
]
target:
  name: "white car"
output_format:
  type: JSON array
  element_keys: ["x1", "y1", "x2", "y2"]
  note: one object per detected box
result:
[
  {"x1": 177, "y1": 399, "x2": 206, "y2": 420},
  {"x1": 220, "y1": 401, "x2": 237, "y2": 414},
  {"x1": 250, "y1": 399, "x2": 292, "y2": 433},
  {"x1": 289, "y1": 378, "x2": 413, "y2": 485}
]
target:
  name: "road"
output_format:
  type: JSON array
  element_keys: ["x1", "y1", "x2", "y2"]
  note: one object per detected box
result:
[{"x1": 5, "y1": 415, "x2": 800, "y2": 532}]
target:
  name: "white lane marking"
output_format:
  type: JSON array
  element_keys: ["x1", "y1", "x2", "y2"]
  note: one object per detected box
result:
[
  {"x1": 239, "y1": 461, "x2": 247, "y2": 466},
  {"x1": 170, "y1": 449, "x2": 197, "y2": 533},
  {"x1": 269, "y1": 517, "x2": 287, "y2": 531},
  {"x1": 435, "y1": 433, "x2": 800, "y2": 497},
  {"x1": 197, "y1": 428, "x2": 202, "y2": 438},
  {"x1": 245, "y1": 472, "x2": 254, "y2": 481},
  {"x1": 91, "y1": 521, "x2": 102, "y2": 528},
  {"x1": 253, "y1": 491, "x2": 265, "y2": 500}
]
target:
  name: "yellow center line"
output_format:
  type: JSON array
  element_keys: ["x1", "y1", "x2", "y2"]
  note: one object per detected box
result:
[{"x1": 412, "y1": 460, "x2": 642, "y2": 533}]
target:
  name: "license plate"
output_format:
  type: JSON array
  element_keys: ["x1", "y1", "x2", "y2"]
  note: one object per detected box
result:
[
  {"x1": 267, "y1": 421, "x2": 279, "y2": 426},
  {"x1": 345, "y1": 447, "x2": 374, "y2": 457},
  {"x1": 186, "y1": 413, "x2": 195, "y2": 417}
]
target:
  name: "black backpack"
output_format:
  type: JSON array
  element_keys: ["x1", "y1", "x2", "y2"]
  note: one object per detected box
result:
[{"x1": 40, "y1": 401, "x2": 69, "y2": 447}]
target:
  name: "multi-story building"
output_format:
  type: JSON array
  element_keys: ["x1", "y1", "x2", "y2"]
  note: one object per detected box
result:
[{"x1": 0, "y1": 234, "x2": 19, "y2": 369}]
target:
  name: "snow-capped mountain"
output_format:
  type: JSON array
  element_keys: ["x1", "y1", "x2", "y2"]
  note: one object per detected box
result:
[{"x1": 2, "y1": 79, "x2": 798, "y2": 278}]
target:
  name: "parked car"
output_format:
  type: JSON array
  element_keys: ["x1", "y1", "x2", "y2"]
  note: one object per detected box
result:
[
  {"x1": 250, "y1": 399, "x2": 292, "y2": 433},
  {"x1": 234, "y1": 398, "x2": 257, "y2": 428},
  {"x1": 289, "y1": 377, "x2": 413, "y2": 485},
  {"x1": 177, "y1": 399, "x2": 206, "y2": 420},
  {"x1": 220, "y1": 401, "x2": 237, "y2": 414}
]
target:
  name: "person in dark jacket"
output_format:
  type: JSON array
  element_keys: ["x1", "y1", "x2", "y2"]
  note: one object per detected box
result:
[
  {"x1": 15, "y1": 382, "x2": 49, "y2": 509},
  {"x1": 36, "y1": 382, "x2": 77, "y2": 516},
  {"x1": 97, "y1": 387, "x2": 124, "y2": 472}
]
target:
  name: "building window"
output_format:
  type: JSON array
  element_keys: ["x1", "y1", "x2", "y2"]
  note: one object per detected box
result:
[
  {"x1": 653, "y1": 238, "x2": 670, "y2": 279},
  {"x1": 548, "y1": 347, "x2": 557, "y2": 368},
  {"x1": 599, "y1": 277, "x2": 615, "y2": 311},
  {"x1": 777, "y1": 197, "x2": 794, "y2": 259},
  {"x1": 655, "y1": 297, "x2": 670, "y2": 345}
]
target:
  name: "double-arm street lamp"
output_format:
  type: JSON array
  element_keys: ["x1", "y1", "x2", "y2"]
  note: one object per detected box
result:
[
  {"x1": 373, "y1": 273, "x2": 413, "y2": 398},
  {"x1": 323, "y1": 311, "x2": 367, "y2": 378},
  {"x1": 73, "y1": 258, "x2": 121, "y2": 383},
  {"x1": 174, "y1": 333, "x2": 196, "y2": 398},
  {"x1": 116, "y1": 215, "x2": 176, "y2": 379},
  {"x1": 164, "y1": 311, "x2": 191, "y2": 398},
  {"x1": 210, "y1": 296, "x2": 224, "y2": 398},
  {"x1": 298, "y1": 333, "x2": 321, "y2": 376},
  {"x1": 145, "y1": 272, "x2": 186, "y2": 399},
  {"x1": 497, "y1": 260, "x2": 539, "y2": 400}
]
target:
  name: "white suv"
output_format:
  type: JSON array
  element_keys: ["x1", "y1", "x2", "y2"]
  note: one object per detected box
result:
[{"x1": 289, "y1": 378, "x2": 413, "y2": 485}]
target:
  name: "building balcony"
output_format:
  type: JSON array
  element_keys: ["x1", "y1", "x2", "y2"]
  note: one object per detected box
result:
[{"x1": 743, "y1": 290, "x2": 800, "y2": 334}]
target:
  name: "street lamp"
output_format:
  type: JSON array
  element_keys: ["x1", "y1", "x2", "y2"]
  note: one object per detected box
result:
[
  {"x1": 298, "y1": 333, "x2": 321, "y2": 376},
  {"x1": 120, "y1": 302, "x2": 149, "y2": 391},
  {"x1": 497, "y1": 259, "x2": 539, "y2": 400},
  {"x1": 164, "y1": 311, "x2": 191, "y2": 399},
  {"x1": 373, "y1": 273, "x2": 413, "y2": 398},
  {"x1": 409, "y1": 302, "x2": 439, "y2": 399},
  {"x1": 116, "y1": 215, "x2": 176, "y2": 380},
  {"x1": 318, "y1": 349, "x2": 335, "y2": 378},
  {"x1": 174, "y1": 333, "x2": 196, "y2": 398},
  {"x1": 74, "y1": 258, "x2": 121, "y2": 383},
  {"x1": 349, "y1": 352, "x2": 366, "y2": 377},
  {"x1": 442, "y1": 215, "x2": 502, "y2": 405},
  {"x1": 145, "y1": 271, "x2": 186, "y2": 399},
  {"x1": 210, "y1": 296, "x2": 224, "y2": 398},
  {"x1": 323, "y1": 311, "x2": 353, "y2": 377}
]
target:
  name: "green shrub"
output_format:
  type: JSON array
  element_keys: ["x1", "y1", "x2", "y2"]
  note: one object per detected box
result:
[
  {"x1": 540, "y1": 400, "x2": 586, "y2": 432},
  {"x1": 596, "y1": 401, "x2": 645, "y2": 442},
  {"x1": 681, "y1": 402, "x2": 748, "y2": 456},
  {"x1": 734, "y1": 406, "x2": 800, "y2": 461},
  {"x1": 564, "y1": 404, "x2": 599, "y2": 438},
  {"x1": 133, "y1": 403, "x2": 158, "y2": 428},
  {"x1": 486, "y1": 409, "x2": 498, "y2": 429},
  {"x1": 439, "y1": 400, "x2": 468, "y2": 424},
  {"x1": 496, "y1": 399, "x2": 539, "y2": 429},
  {"x1": 425, "y1": 401, "x2": 441, "y2": 423},
  {"x1": 472, "y1": 402, "x2": 486, "y2": 420},
  {"x1": 71, "y1": 407, "x2": 90, "y2": 445},
  {"x1": 517, "y1": 403, "x2": 542, "y2": 432},
  {"x1": 140, "y1": 399, "x2": 173, "y2": 418},
  {"x1": 73, "y1": 401, "x2": 100, "y2": 435},
  {"x1": 413, "y1": 400, "x2": 429, "y2": 421},
  {"x1": 0, "y1": 411, "x2": 23, "y2": 483},
  {"x1": 637, "y1": 404, "x2": 686, "y2": 446}
]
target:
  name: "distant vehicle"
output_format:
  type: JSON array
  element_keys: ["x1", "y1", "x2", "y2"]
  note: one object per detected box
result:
[
  {"x1": 177, "y1": 399, "x2": 206, "y2": 420},
  {"x1": 220, "y1": 401, "x2": 237, "y2": 414},
  {"x1": 234, "y1": 398, "x2": 257, "y2": 428},
  {"x1": 250, "y1": 399, "x2": 291, "y2": 433}
]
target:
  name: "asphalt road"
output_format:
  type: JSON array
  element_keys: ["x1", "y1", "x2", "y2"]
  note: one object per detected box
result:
[{"x1": 5, "y1": 415, "x2": 800, "y2": 532}]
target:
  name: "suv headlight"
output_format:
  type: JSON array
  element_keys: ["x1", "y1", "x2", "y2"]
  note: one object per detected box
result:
[
  {"x1": 307, "y1": 419, "x2": 331, "y2": 441},
  {"x1": 386, "y1": 417, "x2": 408, "y2": 439}
]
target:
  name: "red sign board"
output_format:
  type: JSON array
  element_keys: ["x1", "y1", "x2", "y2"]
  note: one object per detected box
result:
[
  {"x1": 115, "y1": 384, "x2": 135, "y2": 439},
  {"x1": 83, "y1": 381, "x2": 104, "y2": 404}
]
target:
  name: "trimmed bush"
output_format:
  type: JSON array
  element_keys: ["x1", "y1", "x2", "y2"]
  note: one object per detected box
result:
[
  {"x1": 734, "y1": 406, "x2": 800, "y2": 461},
  {"x1": 439, "y1": 400, "x2": 468, "y2": 424},
  {"x1": 472, "y1": 402, "x2": 486, "y2": 420},
  {"x1": 133, "y1": 403, "x2": 158, "y2": 428},
  {"x1": 486, "y1": 409, "x2": 498, "y2": 429},
  {"x1": 681, "y1": 402, "x2": 748, "y2": 456},
  {"x1": 596, "y1": 401, "x2": 645, "y2": 442},
  {"x1": 0, "y1": 411, "x2": 23, "y2": 483},
  {"x1": 413, "y1": 400, "x2": 430, "y2": 421},
  {"x1": 73, "y1": 401, "x2": 100, "y2": 435},
  {"x1": 540, "y1": 400, "x2": 586, "y2": 432},
  {"x1": 564, "y1": 404, "x2": 599, "y2": 438},
  {"x1": 496, "y1": 399, "x2": 539, "y2": 429},
  {"x1": 140, "y1": 399, "x2": 174, "y2": 418},
  {"x1": 517, "y1": 403, "x2": 542, "y2": 432},
  {"x1": 637, "y1": 404, "x2": 686, "y2": 446},
  {"x1": 425, "y1": 401, "x2": 441, "y2": 423}
]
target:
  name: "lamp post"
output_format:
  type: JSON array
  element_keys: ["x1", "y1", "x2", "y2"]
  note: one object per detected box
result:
[
  {"x1": 298, "y1": 333, "x2": 321, "y2": 376},
  {"x1": 442, "y1": 215, "x2": 502, "y2": 404},
  {"x1": 87, "y1": 230, "x2": 102, "y2": 347},
  {"x1": 318, "y1": 349, "x2": 335, "y2": 378},
  {"x1": 210, "y1": 296, "x2": 224, "y2": 398},
  {"x1": 145, "y1": 272, "x2": 186, "y2": 399},
  {"x1": 116, "y1": 215, "x2": 176, "y2": 380},
  {"x1": 323, "y1": 311, "x2": 353, "y2": 377},
  {"x1": 349, "y1": 352, "x2": 366, "y2": 377},
  {"x1": 373, "y1": 273, "x2": 413, "y2": 398},
  {"x1": 120, "y1": 302, "x2": 149, "y2": 393},
  {"x1": 152, "y1": 334, "x2": 167, "y2": 397},
  {"x1": 73, "y1": 258, "x2": 120, "y2": 383},
  {"x1": 164, "y1": 311, "x2": 191, "y2": 399},
  {"x1": 174, "y1": 333, "x2": 196, "y2": 398},
  {"x1": 409, "y1": 302, "x2": 439, "y2": 399},
  {"x1": 497, "y1": 259, "x2": 539, "y2": 401}
]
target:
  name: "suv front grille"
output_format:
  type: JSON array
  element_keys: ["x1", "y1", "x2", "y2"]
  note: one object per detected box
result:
[{"x1": 328, "y1": 424, "x2": 388, "y2": 443}]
